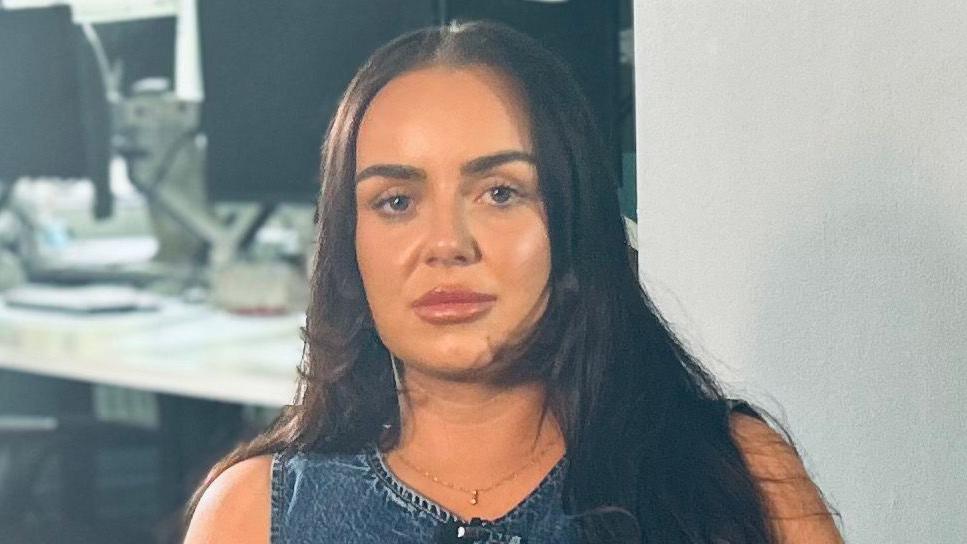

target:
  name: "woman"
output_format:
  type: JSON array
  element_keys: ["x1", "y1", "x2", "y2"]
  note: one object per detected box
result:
[{"x1": 185, "y1": 21, "x2": 843, "y2": 543}]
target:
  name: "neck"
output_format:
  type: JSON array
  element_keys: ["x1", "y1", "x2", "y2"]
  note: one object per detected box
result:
[{"x1": 390, "y1": 367, "x2": 564, "y2": 475}]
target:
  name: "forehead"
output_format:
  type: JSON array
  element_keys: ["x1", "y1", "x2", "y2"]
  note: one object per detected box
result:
[{"x1": 355, "y1": 65, "x2": 532, "y2": 167}]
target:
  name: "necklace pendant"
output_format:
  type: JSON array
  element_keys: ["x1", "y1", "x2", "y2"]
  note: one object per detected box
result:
[{"x1": 470, "y1": 490, "x2": 479, "y2": 505}]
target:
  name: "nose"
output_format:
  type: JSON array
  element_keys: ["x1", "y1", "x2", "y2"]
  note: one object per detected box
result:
[{"x1": 421, "y1": 197, "x2": 480, "y2": 267}]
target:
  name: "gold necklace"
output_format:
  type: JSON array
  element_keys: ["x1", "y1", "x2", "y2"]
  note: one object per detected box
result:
[{"x1": 391, "y1": 439, "x2": 561, "y2": 506}]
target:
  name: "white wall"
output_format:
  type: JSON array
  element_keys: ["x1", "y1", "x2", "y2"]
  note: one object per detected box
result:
[{"x1": 633, "y1": 2, "x2": 967, "y2": 543}]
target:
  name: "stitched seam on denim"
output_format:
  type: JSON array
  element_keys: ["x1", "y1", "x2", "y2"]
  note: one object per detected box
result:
[
  {"x1": 270, "y1": 451, "x2": 285, "y2": 544},
  {"x1": 366, "y1": 448, "x2": 455, "y2": 523},
  {"x1": 481, "y1": 456, "x2": 568, "y2": 527}
]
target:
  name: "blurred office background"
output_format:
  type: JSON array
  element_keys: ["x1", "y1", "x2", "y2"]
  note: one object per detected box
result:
[{"x1": 0, "y1": 1, "x2": 635, "y2": 542}]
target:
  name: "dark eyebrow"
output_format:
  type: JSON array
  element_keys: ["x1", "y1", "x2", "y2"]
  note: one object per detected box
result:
[
  {"x1": 460, "y1": 150, "x2": 536, "y2": 176},
  {"x1": 354, "y1": 164, "x2": 426, "y2": 185},
  {"x1": 354, "y1": 150, "x2": 536, "y2": 185}
]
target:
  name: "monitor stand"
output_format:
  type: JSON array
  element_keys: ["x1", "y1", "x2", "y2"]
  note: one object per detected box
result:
[{"x1": 115, "y1": 88, "x2": 273, "y2": 270}]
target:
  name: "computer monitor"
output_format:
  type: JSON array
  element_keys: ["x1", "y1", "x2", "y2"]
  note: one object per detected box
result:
[
  {"x1": 0, "y1": 5, "x2": 112, "y2": 217},
  {"x1": 445, "y1": 0, "x2": 622, "y2": 183},
  {"x1": 0, "y1": 6, "x2": 88, "y2": 180},
  {"x1": 197, "y1": 0, "x2": 436, "y2": 204},
  {"x1": 197, "y1": 0, "x2": 622, "y2": 205}
]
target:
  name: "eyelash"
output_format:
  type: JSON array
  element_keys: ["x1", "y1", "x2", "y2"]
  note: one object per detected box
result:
[{"x1": 370, "y1": 183, "x2": 524, "y2": 216}]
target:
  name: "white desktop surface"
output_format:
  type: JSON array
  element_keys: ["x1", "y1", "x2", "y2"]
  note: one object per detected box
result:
[{"x1": 0, "y1": 297, "x2": 303, "y2": 407}]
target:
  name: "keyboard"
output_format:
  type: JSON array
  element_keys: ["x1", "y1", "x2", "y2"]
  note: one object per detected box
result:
[{"x1": 3, "y1": 283, "x2": 161, "y2": 313}]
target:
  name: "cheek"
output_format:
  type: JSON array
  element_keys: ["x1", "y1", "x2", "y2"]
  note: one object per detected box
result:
[
  {"x1": 490, "y1": 222, "x2": 551, "y2": 290},
  {"x1": 355, "y1": 219, "x2": 401, "y2": 315}
]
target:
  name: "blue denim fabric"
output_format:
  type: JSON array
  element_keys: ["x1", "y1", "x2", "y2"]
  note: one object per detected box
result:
[{"x1": 271, "y1": 446, "x2": 578, "y2": 543}]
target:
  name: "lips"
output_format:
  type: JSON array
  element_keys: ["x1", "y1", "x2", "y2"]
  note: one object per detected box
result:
[{"x1": 411, "y1": 286, "x2": 497, "y2": 325}]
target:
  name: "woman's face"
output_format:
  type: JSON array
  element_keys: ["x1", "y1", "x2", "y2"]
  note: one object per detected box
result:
[{"x1": 354, "y1": 65, "x2": 551, "y2": 379}]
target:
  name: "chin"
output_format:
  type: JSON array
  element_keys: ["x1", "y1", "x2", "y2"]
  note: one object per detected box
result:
[
  {"x1": 418, "y1": 362, "x2": 496, "y2": 384},
  {"x1": 404, "y1": 344, "x2": 500, "y2": 382},
  {"x1": 426, "y1": 347, "x2": 493, "y2": 370}
]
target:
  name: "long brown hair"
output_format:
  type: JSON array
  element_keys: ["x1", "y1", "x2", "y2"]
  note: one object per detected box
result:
[{"x1": 187, "y1": 20, "x2": 837, "y2": 543}]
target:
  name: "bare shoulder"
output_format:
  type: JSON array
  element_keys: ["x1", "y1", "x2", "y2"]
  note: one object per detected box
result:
[
  {"x1": 184, "y1": 454, "x2": 274, "y2": 544},
  {"x1": 729, "y1": 412, "x2": 844, "y2": 544}
]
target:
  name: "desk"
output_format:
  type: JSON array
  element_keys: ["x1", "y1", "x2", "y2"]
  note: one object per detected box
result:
[{"x1": 0, "y1": 298, "x2": 302, "y2": 407}]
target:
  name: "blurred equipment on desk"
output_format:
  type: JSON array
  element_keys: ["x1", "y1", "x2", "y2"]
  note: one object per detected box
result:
[
  {"x1": 0, "y1": 4, "x2": 310, "y2": 296},
  {"x1": 0, "y1": 4, "x2": 131, "y2": 290},
  {"x1": 3, "y1": 283, "x2": 161, "y2": 313},
  {"x1": 114, "y1": 81, "x2": 275, "y2": 272},
  {"x1": 212, "y1": 260, "x2": 307, "y2": 315},
  {"x1": 0, "y1": 248, "x2": 26, "y2": 291},
  {"x1": 116, "y1": 82, "x2": 209, "y2": 266}
]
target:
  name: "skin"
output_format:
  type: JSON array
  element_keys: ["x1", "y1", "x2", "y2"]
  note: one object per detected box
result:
[
  {"x1": 354, "y1": 65, "x2": 565, "y2": 521},
  {"x1": 184, "y1": 64, "x2": 844, "y2": 543},
  {"x1": 354, "y1": 65, "x2": 551, "y2": 381}
]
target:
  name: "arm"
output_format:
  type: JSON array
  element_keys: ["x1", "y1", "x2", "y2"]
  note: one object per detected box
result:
[
  {"x1": 183, "y1": 454, "x2": 273, "y2": 544},
  {"x1": 730, "y1": 413, "x2": 844, "y2": 544}
]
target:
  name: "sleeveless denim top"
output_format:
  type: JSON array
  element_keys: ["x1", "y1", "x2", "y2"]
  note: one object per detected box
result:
[{"x1": 270, "y1": 446, "x2": 579, "y2": 543}]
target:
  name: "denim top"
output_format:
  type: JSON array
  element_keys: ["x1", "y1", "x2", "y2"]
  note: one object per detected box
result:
[{"x1": 270, "y1": 446, "x2": 578, "y2": 544}]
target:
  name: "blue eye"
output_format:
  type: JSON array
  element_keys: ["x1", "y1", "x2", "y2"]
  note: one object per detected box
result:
[{"x1": 373, "y1": 193, "x2": 411, "y2": 214}]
